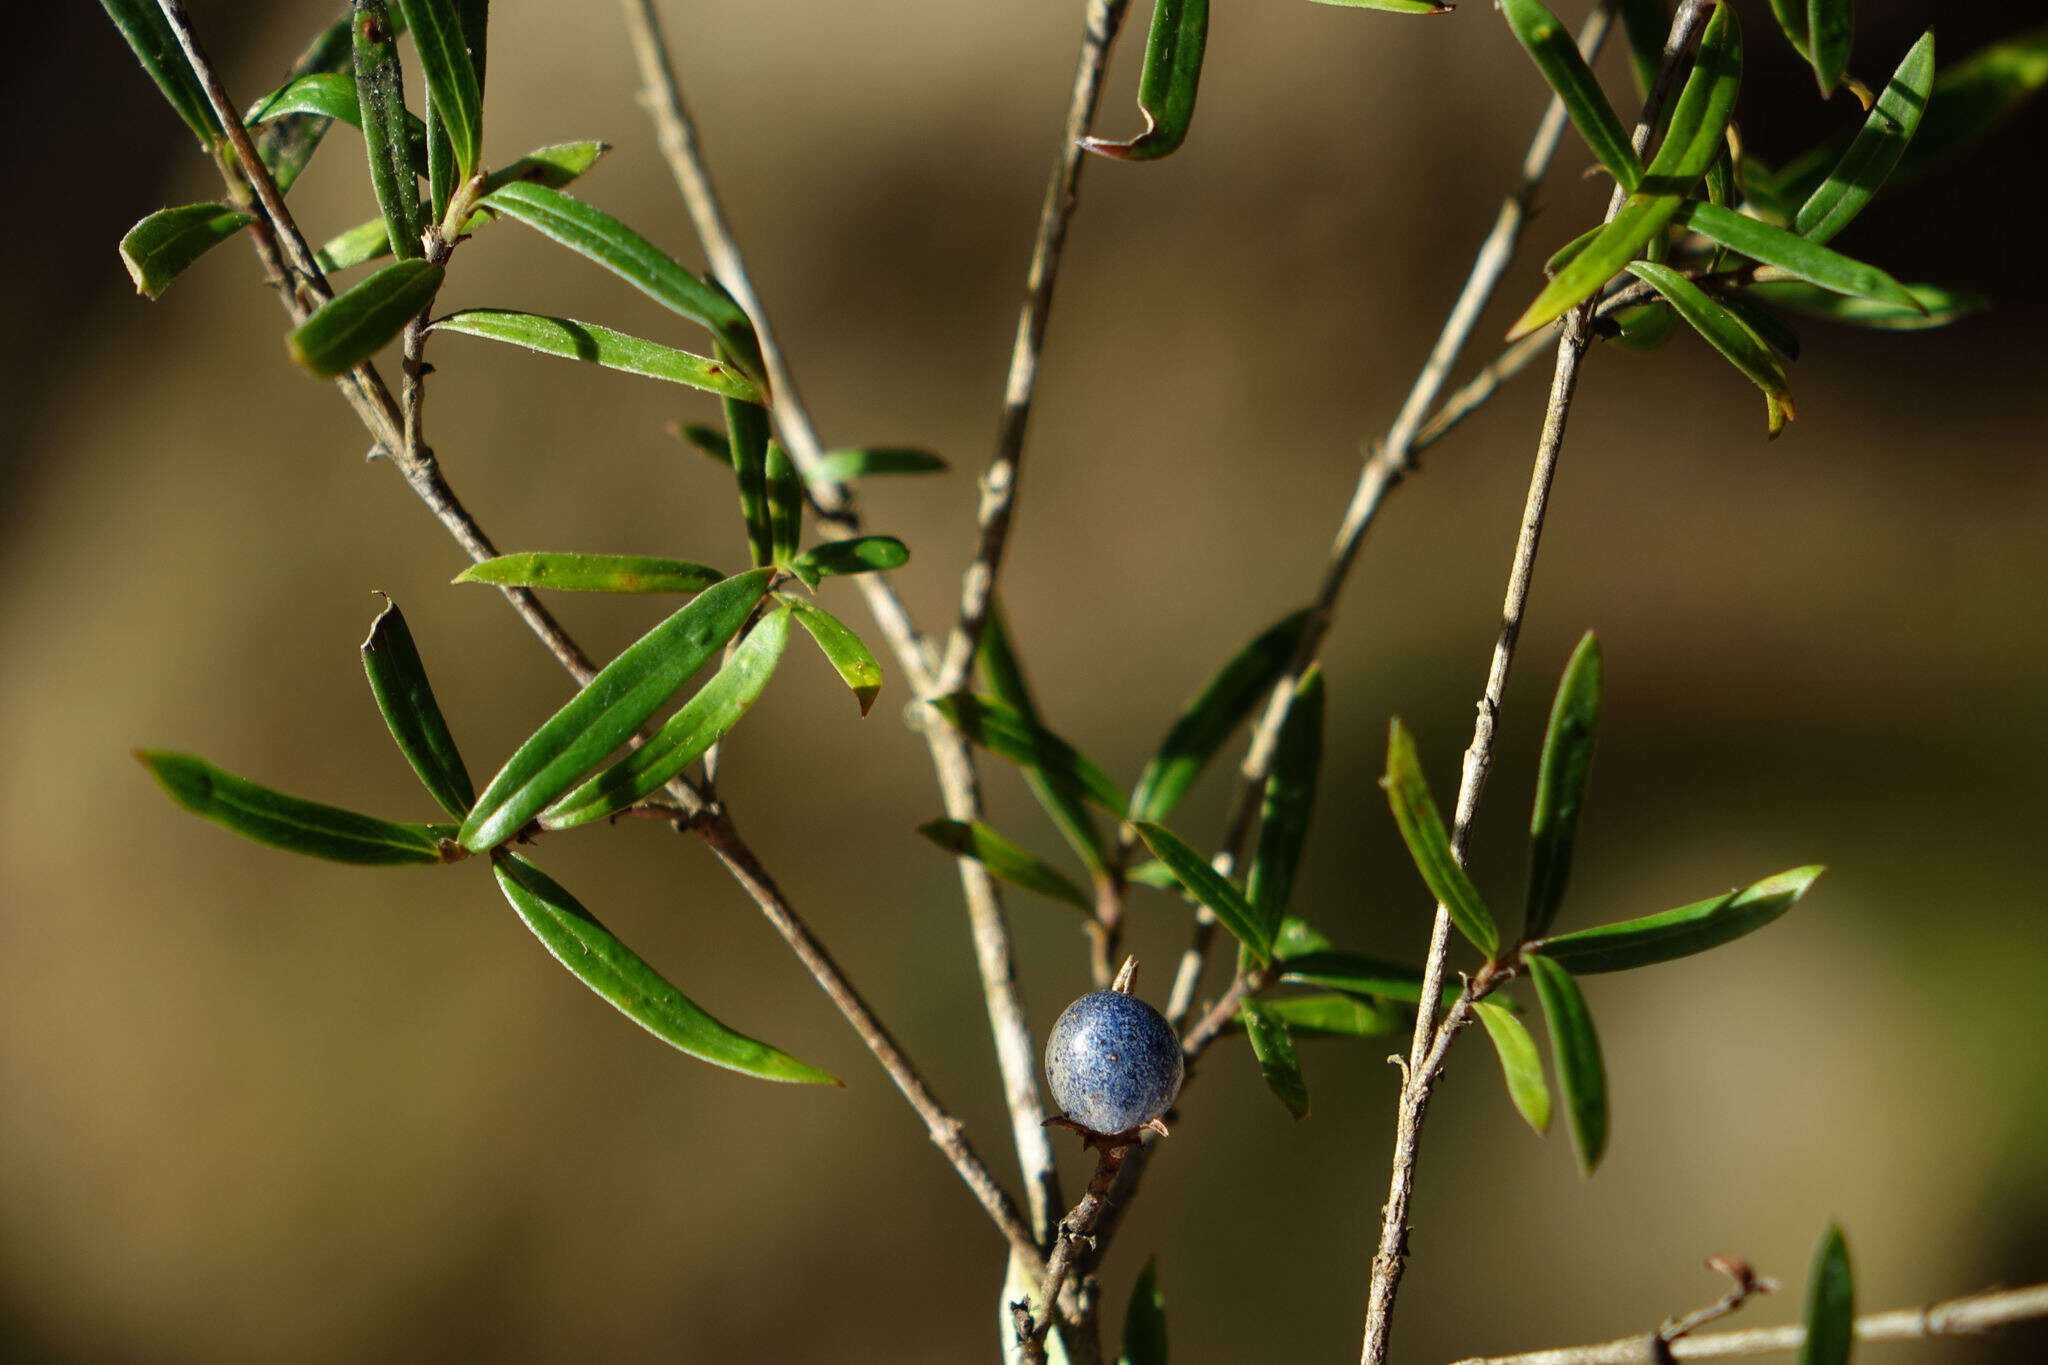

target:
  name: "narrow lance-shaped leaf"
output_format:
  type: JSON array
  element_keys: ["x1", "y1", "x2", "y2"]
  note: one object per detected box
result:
[
  {"x1": 1529, "y1": 865, "x2": 1823, "y2": 973},
  {"x1": 287, "y1": 259, "x2": 442, "y2": 378},
  {"x1": 1382, "y1": 718, "x2": 1499, "y2": 960},
  {"x1": 813, "y1": 447, "x2": 948, "y2": 481},
  {"x1": 916, "y1": 820, "x2": 1093, "y2": 914},
  {"x1": 787, "y1": 597, "x2": 882, "y2": 717},
  {"x1": 977, "y1": 604, "x2": 1109, "y2": 875},
  {"x1": 1745, "y1": 279, "x2": 1980, "y2": 331},
  {"x1": 98, "y1": 0, "x2": 223, "y2": 148},
  {"x1": 120, "y1": 204, "x2": 253, "y2": 300},
  {"x1": 1239, "y1": 999, "x2": 1309, "y2": 1119},
  {"x1": 1626, "y1": 260, "x2": 1795, "y2": 438},
  {"x1": 542, "y1": 607, "x2": 792, "y2": 828},
  {"x1": 1806, "y1": 0, "x2": 1854, "y2": 98},
  {"x1": 455, "y1": 552, "x2": 724, "y2": 595},
  {"x1": 1246, "y1": 665, "x2": 1324, "y2": 927},
  {"x1": 352, "y1": 0, "x2": 424, "y2": 259},
  {"x1": 1080, "y1": 0, "x2": 1209, "y2": 162},
  {"x1": 789, "y1": 536, "x2": 910, "y2": 583},
  {"x1": 1718, "y1": 293, "x2": 1801, "y2": 361},
  {"x1": 458, "y1": 567, "x2": 772, "y2": 851},
  {"x1": 256, "y1": 10, "x2": 360, "y2": 197},
  {"x1": 1276, "y1": 950, "x2": 1437, "y2": 1006},
  {"x1": 1508, "y1": 3, "x2": 1745, "y2": 340},
  {"x1": 137, "y1": 750, "x2": 454, "y2": 866},
  {"x1": 394, "y1": 0, "x2": 484, "y2": 191},
  {"x1": 486, "y1": 182, "x2": 759, "y2": 376},
  {"x1": 1796, "y1": 31, "x2": 1935, "y2": 244},
  {"x1": 1525, "y1": 954, "x2": 1608, "y2": 1173},
  {"x1": 929, "y1": 695, "x2": 1126, "y2": 816},
  {"x1": 1130, "y1": 607, "x2": 1312, "y2": 825},
  {"x1": 1248, "y1": 993, "x2": 1403, "y2": 1037},
  {"x1": 766, "y1": 442, "x2": 802, "y2": 566},
  {"x1": 1525, "y1": 631, "x2": 1600, "y2": 941},
  {"x1": 1798, "y1": 1224, "x2": 1855, "y2": 1365},
  {"x1": 244, "y1": 72, "x2": 428, "y2": 169},
  {"x1": 1896, "y1": 26, "x2": 2048, "y2": 180},
  {"x1": 1678, "y1": 202, "x2": 1920, "y2": 311},
  {"x1": 1618, "y1": 0, "x2": 1667, "y2": 97},
  {"x1": 1307, "y1": 0, "x2": 1450, "y2": 13},
  {"x1": 724, "y1": 391, "x2": 773, "y2": 569},
  {"x1": 430, "y1": 309, "x2": 762, "y2": 402},
  {"x1": 492, "y1": 853, "x2": 838, "y2": 1084},
  {"x1": 1131, "y1": 821, "x2": 1273, "y2": 966},
  {"x1": 361, "y1": 595, "x2": 474, "y2": 817},
  {"x1": 1767, "y1": 0, "x2": 1809, "y2": 60},
  {"x1": 1475, "y1": 1000, "x2": 1551, "y2": 1135},
  {"x1": 1501, "y1": 0, "x2": 1644, "y2": 193},
  {"x1": 1119, "y1": 1257, "x2": 1168, "y2": 1365}
]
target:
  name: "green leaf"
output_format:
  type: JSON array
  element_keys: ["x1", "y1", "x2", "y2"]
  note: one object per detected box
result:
[
  {"x1": 1767, "y1": 0, "x2": 1810, "y2": 61},
  {"x1": 1130, "y1": 608, "x2": 1312, "y2": 825},
  {"x1": 1507, "y1": 3, "x2": 1744, "y2": 339},
  {"x1": 1500, "y1": 0, "x2": 1644, "y2": 193},
  {"x1": 1125, "y1": 859, "x2": 1181, "y2": 894},
  {"x1": 1745, "y1": 278, "x2": 1981, "y2": 330},
  {"x1": 1248, "y1": 992, "x2": 1403, "y2": 1037},
  {"x1": 789, "y1": 536, "x2": 910, "y2": 584},
  {"x1": 137, "y1": 750, "x2": 454, "y2": 866},
  {"x1": 360, "y1": 595, "x2": 474, "y2": 817},
  {"x1": 313, "y1": 219, "x2": 399, "y2": 274},
  {"x1": 812, "y1": 446, "x2": 948, "y2": 481},
  {"x1": 286, "y1": 258, "x2": 443, "y2": 378},
  {"x1": 1475, "y1": 1000, "x2": 1551, "y2": 1135},
  {"x1": 1525, "y1": 631, "x2": 1600, "y2": 941},
  {"x1": 1625, "y1": 261, "x2": 1795, "y2": 437},
  {"x1": 1618, "y1": 0, "x2": 1667, "y2": 97},
  {"x1": 724, "y1": 391, "x2": 773, "y2": 569},
  {"x1": 454, "y1": 552, "x2": 724, "y2": 595},
  {"x1": 1273, "y1": 915, "x2": 1333, "y2": 956},
  {"x1": 1719, "y1": 293, "x2": 1802, "y2": 361},
  {"x1": 419, "y1": 0, "x2": 487, "y2": 217},
  {"x1": 976, "y1": 606, "x2": 1107, "y2": 875},
  {"x1": 766, "y1": 443, "x2": 802, "y2": 566},
  {"x1": 1275, "y1": 950, "x2": 1430, "y2": 1005},
  {"x1": 1306, "y1": 0, "x2": 1449, "y2": 12},
  {"x1": 430, "y1": 308, "x2": 762, "y2": 402},
  {"x1": 1080, "y1": 0, "x2": 1209, "y2": 162},
  {"x1": 541, "y1": 607, "x2": 792, "y2": 828},
  {"x1": 674, "y1": 422, "x2": 732, "y2": 467},
  {"x1": 1798, "y1": 1224, "x2": 1855, "y2": 1365},
  {"x1": 1240, "y1": 999, "x2": 1309, "y2": 1119},
  {"x1": 486, "y1": 182, "x2": 759, "y2": 374},
  {"x1": 1544, "y1": 225, "x2": 1603, "y2": 278},
  {"x1": 392, "y1": 0, "x2": 482, "y2": 182},
  {"x1": 119, "y1": 203, "x2": 253, "y2": 300},
  {"x1": 1525, "y1": 954, "x2": 1607, "y2": 1173},
  {"x1": 458, "y1": 567, "x2": 772, "y2": 851},
  {"x1": 916, "y1": 820, "x2": 1093, "y2": 914},
  {"x1": 352, "y1": 0, "x2": 424, "y2": 260},
  {"x1": 1529, "y1": 865, "x2": 1823, "y2": 973},
  {"x1": 1806, "y1": 0, "x2": 1853, "y2": 98},
  {"x1": 1118, "y1": 1257, "x2": 1168, "y2": 1365},
  {"x1": 244, "y1": 72, "x2": 426, "y2": 169},
  {"x1": 1897, "y1": 26, "x2": 2048, "y2": 180},
  {"x1": 1246, "y1": 665, "x2": 1324, "y2": 923},
  {"x1": 1795, "y1": 32, "x2": 1935, "y2": 244},
  {"x1": 98, "y1": 0, "x2": 223, "y2": 148},
  {"x1": 1678, "y1": 203, "x2": 1919, "y2": 312},
  {"x1": 492, "y1": 852, "x2": 838, "y2": 1085},
  {"x1": 787, "y1": 597, "x2": 883, "y2": 716},
  {"x1": 1381, "y1": 718, "x2": 1499, "y2": 960},
  {"x1": 1608, "y1": 300, "x2": 1679, "y2": 352},
  {"x1": 931, "y1": 695, "x2": 1126, "y2": 816},
  {"x1": 1130, "y1": 821, "x2": 1272, "y2": 966},
  {"x1": 255, "y1": 12, "x2": 361, "y2": 196}
]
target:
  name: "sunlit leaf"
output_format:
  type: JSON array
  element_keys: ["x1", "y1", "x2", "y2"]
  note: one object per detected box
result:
[
  {"x1": 1246, "y1": 665, "x2": 1324, "y2": 924},
  {"x1": 454, "y1": 552, "x2": 724, "y2": 595},
  {"x1": 1240, "y1": 999, "x2": 1309, "y2": 1119},
  {"x1": 1501, "y1": 0, "x2": 1643, "y2": 192},
  {"x1": 1798, "y1": 1224, "x2": 1855, "y2": 1365},
  {"x1": 812, "y1": 447, "x2": 948, "y2": 481},
  {"x1": 1307, "y1": 0, "x2": 1449, "y2": 12},
  {"x1": 1525, "y1": 632, "x2": 1600, "y2": 941},
  {"x1": 431, "y1": 308, "x2": 762, "y2": 401},
  {"x1": 137, "y1": 750, "x2": 454, "y2": 866},
  {"x1": 1795, "y1": 31, "x2": 1935, "y2": 243},
  {"x1": 1526, "y1": 954, "x2": 1607, "y2": 1173},
  {"x1": 1475, "y1": 1000, "x2": 1551, "y2": 1135},
  {"x1": 493, "y1": 852, "x2": 839, "y2": 1084},
  {"x1": 787, "y1": 597, "x2": 883, "y2": 716},
  {"x1": 1766, "y1": 0, "x2": 1810, "y2": 61},
  {"x1": 1276, "y1": 950, "x2": 1429, "y2": 1005},
  {"x1": 244, "y1": 72, "x2": 425, "y2": 170},
  {"x1": 1080, "y1": 0, "x2": 1209, "y2": 162},
  {"x1": 977, "y1": 606, "x2": 1108, "y2": 875},
  {"x1": 1625, "y1": 261, "x2": 1794, "y2": 437},
  {"x1": 1608, "y1": 300, "x2": 1679, "y2": 351},
  {"x1": 1247, "y1": 993, "x2": 1403, "y2": 1037},
  {"x1": 789, "y1": 536, "x2": 910, "y2": 582},
  {"x1": 98, "y1": 0, "x2": 223, "y2": 148},
  {"x1": 917, "y1": 820, "x2": 1093, "y2": 914},
  {"x1": 1745, "y1": 278, "x2": 1981, "y2": 330},
  {"x1": 393, "y1": 0, "x2": 482, "y2": 183},
  {"x1": 1676, "y1": 204, "x2": 1921, "y2": 312},
  {"x1": 1118, "y1": 1257, "x2": 1168, "y2": 1365},
  {"x1": 352, "y1": 0, "x2": 424, "y2": 260},
  {"x1": 1528, "y1": 865, "x2": 1822, "y2": 973},
  {"x1": 120, "y1": 203, "x2": 253, "y2": 300},
  {"x1": 360, "y1": 595, "x2": 474, "y2": 817},
  {"x1": 1130, "y1": 821, "x2": 1272, "y2": 966},
  {"x1": 286, "y1": 258, "x2": 443, "y2": 378},
  {"x1": 930, "y1": 695, "x2": 1126, "y2": 815},
  {"x1": 1382, "y1": 718, "x2": 1499, "y2": 960}
]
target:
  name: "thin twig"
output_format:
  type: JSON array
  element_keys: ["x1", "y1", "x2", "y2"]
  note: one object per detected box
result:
[
  {"x1": 156, "y1": 0, "x2": 1039, "y2": 1270},
  {"x1": 1016, "y1": 1140, "x2": 1136, "y2": 1362},
  {"x1": 1451, "y1": 1282, "x2": 2048, "y2": 1365}
]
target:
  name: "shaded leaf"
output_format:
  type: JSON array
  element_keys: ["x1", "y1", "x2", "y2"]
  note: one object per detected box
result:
[
  {"x1": 1618, "y1": 0, "x2": 1667, "y2": 97},
  {"x1": 813, "y1": 446, "x2": 948, "y2": 481},
  {"x1": 1766, "y1": 0, "x2": 1810, "y2": 61},
  {"x1": 1081, "y1": 0, "x2": 1209, "y2": 162},
  {"x1": 137, "y1": 750, "x2": 453, "y2": 865},
  {"x1": 787, "y1": 597, "x2": 883, "y2": 716},
  {"x1": 1798, "y1": 1224, "x2": 1855, "y2": 1365},
  {"x1": 1719, "y1": 293, "x2": 1802, "y2": 361},
  {"x1": 1118, "y1": 1257, "x2": 1168, "y2": 1365},
  {"x1": 1625, "y1": 261, "x2": 1794, "y2": 437},
  {"x1": 1130, "y1": 821, "x2": 1272, "y2": 966},
  {"x1": 917, "y1": 820, "x2": 1093, "y2": 914},
  {"x1": 255, "y1": 11, "x2": 361, "y2": 196},
  {"x1": 1529, "y1": 865, "x2": 1823, "y2": 973},
  {"x1": 1246, "y1": 666, "x2": 1324, "y2": 923},
  {"x1": 1475, "y1": 999, "x2": 1551, "y2": 1135},
  {"x1": 1382, "y1": 718, "x2": 1499, "y2": 960},
  {"x1": 1897, "y1": 25, "x2": 2048, "y2": 180},
  {"x1": 1796, "y1": 31, "x2": 1935, "y2": 244},
  {"x1": 1276, "y1": 950, "x2": 1430, "y2": 1005},
  {"x1": 1130, "y1": 608, "x2": 1312, "y2": 826},
  {"x1": 286, "y1": 258, "x2": 443, "y2": 378},
  {"x1": 542, "y1": 606, "x2": 792, "y2": 828},
  {"x1": 1501, "y1": 0, "x2": 1643, "y2": 192},
  {"x1": 930, "y1": 695, "x2": 1126, "y2": 815},
  {"x1": 120, "y1": 203, "x2": 252, "y2": 300},
  {"x1": 1526, "y1": 954, "x2": 1608, "y2": 1173},
  {"x1": 977, "y1": 606, "x2": 1108, "y2": 875},
  {"x1": 98, "y1": 0, "x2": 222, "y2": 147},
  {"x1": 1679, "y1": 202, "x2": 1919, "y2": 311},
  {"x1": 393, "y1": 0, "x2": 482, "y2": 182},
  {"x1": 1125, "y1": 860, "x2": 1182, "y2": 894},
  {"x1": 1745, "y1": 278, "x2": 1981, "y2": 330},
  {"x1": 244, "y1": 72, "x2": 426, "y2": 169},
  {"x1": 766, "y1": 443, "x2": 802, "y2": 566},
  {"x1": 454, "y1": 552, "x2": 724, "y2": 595},
  {"x1": 352, "y1": 0, "x2": 424, "y2": 260},
  {"x1": 1240, "y1": 999, "x2": 1309, "y2": 1119},
  {"x1": 493, "y1": 852, "x2": 838, "y2": 1084},
  {"x1": 789, "y1": 536, "x2": 910, "y2": 583},
  {"x1": 431, "y1": 308, "x2": 761, "y2": 401},
  {"x1": 361, "y1": 595, "x2": 474, "y2": 817},
  {"x1": 1806, "y1": 0, "x2": 1854, "y2": 98},
  {"x1": 673, "y1": 422, "x2": 732, "y2": 467},
  {"x1": 458, "y1": 567, "x2": 773, "y2": 851},
  {"x1": 724, "y1": 390, "x2": 773, "y2": 568},
  {"x1": 1525, "y1": 631, "x2": 1600, "y2": 941}
]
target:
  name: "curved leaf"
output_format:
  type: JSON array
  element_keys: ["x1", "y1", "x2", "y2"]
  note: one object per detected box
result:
[
  {"x1": 244, "y1": 72, "x2": 425, "y2": 168},
  {"x1": 1080, "y1": 0, "x2": 1209, "y2": 162},
  {"x1": 361, "y1": 596, "x2": 474, "y2": 817},
  {"x1": 1806, "y1": 0, "x2": 1854, "y2": 98},
  {"x1": 255, "y1": 11, "x2": 362, "y2": 196},
  {"x1": 1276, "y1": 950, "x2": 1431, "y2": 1005},
  {"x1": 789, "y1": 536, "x2": 910, "y2": 582},
  {"x1": 431, "y1": 308, "x2": 761, "y2": 401},
  {"x1": 1528, "y1": 865, "x2": 1823, "y2": 974},
  {"x1": 1382, "y1": 718, "x2": 1499, "y2": 959},
  {"x1": 1798, "y1": 1224, "x2": 1855, "y2": 1365},
  {"x1": 1525, "y1": 631, "x2": 1600, "y2": 941},
  {"x1": 454, "y1": 552, "x2": 724, "y2": 595},
  {"x1": 1501, "y1": 0, "x2": 1643, "y2": 192},
  {"x1": 352, "y1": 0, "x2": 424, "y2": 260},
  {"x1": 1796, "y1": 31, "x2": 1935, "y2": 243},
  {"x1": 1240, "y1": 999, "x2": 1309, "y2": 1119},
  {"x1": 1625, "y1": 261, "x2": 1794, "y2": 438},
  {"x1": 1246, "y1": 665, "x2": 1324, "y2": 922},
  {"x1": 977, "y1": 606, "x2": 1108, "y2": 874},
  {"x1": 137, "y1": 750, "x2": 453, "y2": 866},
  {"x1": 286, "y1": 259, "x2": 444, "y2": 378},
  {"x1": 786, "y1": 597, "x2": 883, "y2": 716},
  {"x1": 1745, "y1": 279, "x2": 1980, "y2": 330},
  {"x1": 1130, "y1": 821, "x2": 1272, "y2": 965},
  {"x1": 917, "y1": 819, "x2": 1093, "y2": 914},
  {"x1": 1475, "y1": 999, "x2": 1551, "y2": 1135},
  {"x1": 493, "y1": 853, "x2": 839, "y2": 1085},
  {"x1": 98, "y1": 0, "x2": 222, "y2": 148},
  {"x1": 120, "y1": 203, "x2": 252, "y2": 300},
  {"x1": 930, "y1": 695, "x2": 1125, "y2": 815},
  {"x1": 1526, "y1": 954, "x2": 1607, "y2": 1173}
]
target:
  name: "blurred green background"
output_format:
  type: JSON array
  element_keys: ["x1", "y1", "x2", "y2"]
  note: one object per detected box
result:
[{"x1": 5, "y1": 1, "x2": 2045, "y2": 1361}]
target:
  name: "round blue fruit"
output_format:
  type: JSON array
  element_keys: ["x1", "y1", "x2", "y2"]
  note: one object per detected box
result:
[{"x1": 1044, "y1": 988, "x2": 1184, "y2": 1135}]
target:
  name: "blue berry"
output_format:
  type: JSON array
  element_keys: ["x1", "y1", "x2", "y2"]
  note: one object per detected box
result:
[{"x1": 1044, "y1": 988, "x2": 1184, "y2": 1135}]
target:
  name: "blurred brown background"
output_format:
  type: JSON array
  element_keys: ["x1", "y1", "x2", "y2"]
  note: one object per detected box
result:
[{"x1": 5, "y1": 1, "x2": 2045, "y2": 1361}]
